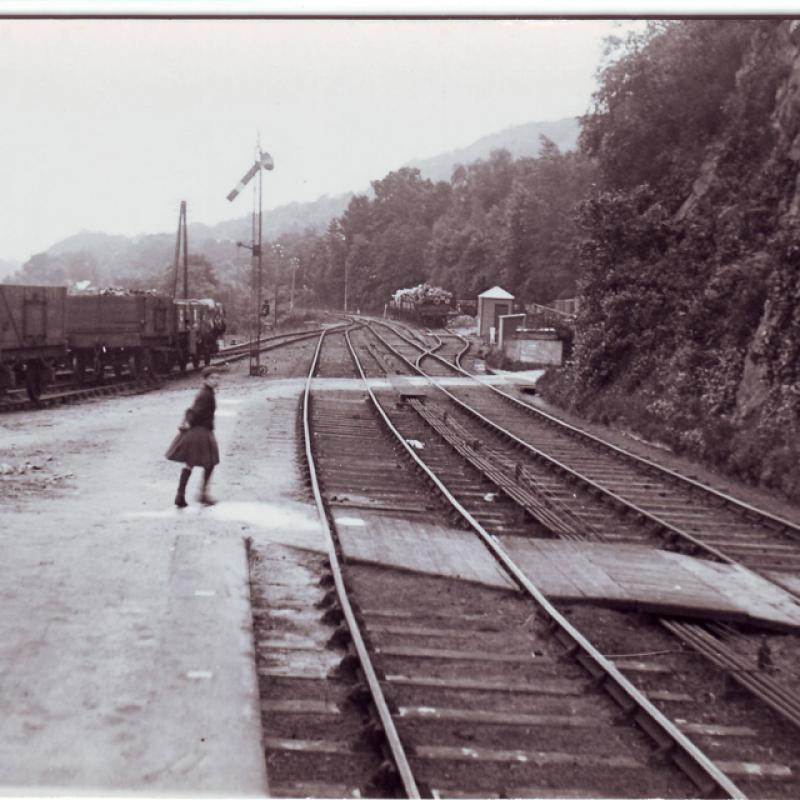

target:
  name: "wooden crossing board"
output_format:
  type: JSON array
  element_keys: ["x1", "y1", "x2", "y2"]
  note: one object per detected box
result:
[
  {"x1": 332, "y1": 510, "x2": 515, "y2": 590},
  {"x1": 334, "y1": 510, "x2": 800, "y2": 631}
]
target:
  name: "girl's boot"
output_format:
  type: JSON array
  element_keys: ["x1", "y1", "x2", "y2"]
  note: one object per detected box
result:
[
  {"x1": 175, "y1": 467, "x2": 191, "y2": 508},
  {"x1": 199, "y1": 467, "x2": 217, "y2": 506}
]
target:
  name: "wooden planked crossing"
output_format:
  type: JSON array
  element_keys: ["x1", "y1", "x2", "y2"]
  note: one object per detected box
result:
[
  {"x1": 334, "y1": 509, "x2": 800, "y2": 632},
  {"x1": 333, "y1": 509, "x2": 516, "y2": 590}
]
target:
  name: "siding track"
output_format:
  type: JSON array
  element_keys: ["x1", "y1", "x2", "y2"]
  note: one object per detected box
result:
[{"x1": 0, "y1": 327, "x2": 337, "y2": 413}]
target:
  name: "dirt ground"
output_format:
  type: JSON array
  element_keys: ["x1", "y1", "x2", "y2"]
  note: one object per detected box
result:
[{"x1": 0, "y1": 344, "x2": 325, "y2": 794}]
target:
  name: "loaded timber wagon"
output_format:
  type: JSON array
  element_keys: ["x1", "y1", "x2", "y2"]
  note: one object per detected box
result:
[{"x1": 389, "y1": 283, "x2": 454, "y2": 328}]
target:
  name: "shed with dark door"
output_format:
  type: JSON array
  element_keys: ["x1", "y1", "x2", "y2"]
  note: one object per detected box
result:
[{"x1": 477, "y1": 286, "x2": 515, "y2": 341}]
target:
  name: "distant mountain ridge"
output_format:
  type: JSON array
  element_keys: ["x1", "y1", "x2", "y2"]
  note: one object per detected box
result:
[
  {"x1": 192, "y1": 192, "x2": 355, "y2": 245},
  {"x1": 407, "y1": 117, "x2": 580, "y2": 182}
]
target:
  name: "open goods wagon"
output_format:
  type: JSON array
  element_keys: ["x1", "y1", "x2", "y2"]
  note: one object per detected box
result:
[
  {"x1": 0, "y1": 285, "x2": 227, "y2": 400},
  {"x1": 66, "y1": 293, "x2": 182, "y2": 379},
  {"x1": 0, "y1": 284, "x2": 67, "y2": 399},
  {"x1": 68, "y1": 293, "x2": 226, "y2": 380}
]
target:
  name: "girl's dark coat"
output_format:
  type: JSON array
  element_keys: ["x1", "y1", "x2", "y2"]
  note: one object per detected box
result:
[{"x1": 165, "y1": 384, "x2": 220, "y2": 469}]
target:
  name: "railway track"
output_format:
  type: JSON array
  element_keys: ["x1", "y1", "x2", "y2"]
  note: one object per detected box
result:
[
  {"x1": 0, "y1": 327, "x2": 333, "y2": 413},
  {"x1": 354, "y1": 318, "x2": 800, "y2": 752},
  {"x1": 365, "y1": 319, "x2": 800, "y2": 588},
  {"x1": 373, "y1": 319, "x2": 476, "y2": 374},
  {"x1": 250, "y1": 328, "x2": 418, "y2": 797},
  {"x1": 247, "y1": 326, "x2": 800, "y2": 798}
]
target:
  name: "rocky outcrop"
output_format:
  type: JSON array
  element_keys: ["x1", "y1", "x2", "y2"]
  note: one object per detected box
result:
[
  {"x1": 775, "y1": 21, "x2": 800, "y2": 218},
  {"x1": 735, "y1": 289, "x2": 772, "y2": 422}
]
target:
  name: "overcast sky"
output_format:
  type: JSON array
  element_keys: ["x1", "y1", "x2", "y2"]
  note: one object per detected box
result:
[{"x1": 0, "y1": 18, "x2": 642, "y2": 262}]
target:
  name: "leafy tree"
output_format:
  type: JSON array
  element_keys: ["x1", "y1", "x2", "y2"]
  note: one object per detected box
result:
[
  {"x1": 154, "y1": 253, "x2": 220, "y2": 298},
  {"x1": 581, "y1": 20, "x2": 760, "y2": 206}
]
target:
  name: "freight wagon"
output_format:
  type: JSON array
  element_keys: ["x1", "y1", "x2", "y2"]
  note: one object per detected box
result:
[
  {"x1": 0, "y1": 284, "x2": 67, "y2": 399},
  {"x1": 174, "y1": 298, "x2": 226, "y2": 369},
  {"x1": 0, "y1": 284, "x2": 227, "y2": 400},
  {"x1": 68, "y1": 293, "x2": 226, "y2": 380},
  {"x1": 67, "y1": 292, "x2": 180, "y2": 380},
  {"x1": 388, "y1": 283, "x2": 454, "y2": 328}
]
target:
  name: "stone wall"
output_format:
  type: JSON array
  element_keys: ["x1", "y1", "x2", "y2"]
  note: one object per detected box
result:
[{"x1": 505, "y1": 335, "x2": 563, "y2": 366}]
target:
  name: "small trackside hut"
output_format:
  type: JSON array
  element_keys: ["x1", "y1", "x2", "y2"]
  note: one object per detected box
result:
[{"x1": 477, "y1": 285, "x2": 514, "y2": 342}]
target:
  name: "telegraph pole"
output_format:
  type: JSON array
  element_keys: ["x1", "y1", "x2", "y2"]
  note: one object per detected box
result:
[
  {"x1": 182, "y1": 203, "x2": 189, "y2": 299},
  {"x1": 172, "y1": 200, "x2": 189, "y2": 299},
  {"x1": 290, "y1": 256, "x2": 298, "y2": 311}
]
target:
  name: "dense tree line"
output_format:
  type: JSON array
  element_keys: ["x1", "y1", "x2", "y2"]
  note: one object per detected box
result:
[{"x1": 279, "y1": 145, "x2": 593, "y2": 313}]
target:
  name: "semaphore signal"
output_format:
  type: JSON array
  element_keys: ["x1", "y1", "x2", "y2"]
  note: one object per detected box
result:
[
  {"x1": 226, "y1": 144, "x2": 274, "y2": 376},
  {"x1": 226, "y1": 150, "x2": 274, "y2": 202}
]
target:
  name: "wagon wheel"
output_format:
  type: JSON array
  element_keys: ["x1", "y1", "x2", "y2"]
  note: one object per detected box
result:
[
  {"x1": 73, "y1": 353, "x2": 88, "y2": 385},
  {"x1": 165, "y1": 351, "x2": 177, "y2": 375},
  {"x1": 25, "y1": 360, "x2": 43, "y2": 401},
  {"x1": 152, "y1": 351, "x2": 171, "y2": 375},
  {"x1": 0, "y1": 364, "x2": 12, "y2": 397},
  {"x1": 93, "y1": 352, "x2": 105, "y2": 385},
  {"x1": 141, "y1": 348, "x2": 153, "y2": 377}
]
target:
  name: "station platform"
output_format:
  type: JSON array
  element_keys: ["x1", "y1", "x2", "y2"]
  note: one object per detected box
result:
[{"x1": 0, "y1": 373, "x2": 327, "y2": 795}]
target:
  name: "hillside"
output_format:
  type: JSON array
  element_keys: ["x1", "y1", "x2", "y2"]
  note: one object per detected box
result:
[
  {"x1": 407, "y1": 117, "x2": 580, "y2": 182},
  {"x1": 539, "y1": 19, "x2": 800, "y2": 503},
  {"x1": 5, "y1": 197, "x2": 354, "y2": 289},
  {"x1": 191, "y1": 192, "x2": 355, "y2": 245}
]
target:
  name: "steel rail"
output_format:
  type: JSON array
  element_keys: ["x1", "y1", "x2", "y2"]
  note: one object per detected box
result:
[
  {"x1": 408, "y1": 396, "x2": 605, "y2": 542},
  {"x1": 302, "y1": 330, "x2": 421, "y2": 799},
  {"x1": 384, "y1": 319, "x2": 469, "y2": 373},
  {"x1": 661, "y1": 620, "x2": 800, "y2": 730},
  {"x1": 365, "y1": 322, "x2": 738, "y2": 566},
  {"x1": 403, "y1": 372, "x2": 800, "y2": 731},
  {"x1": 344, "y1": 328, "x2": 746, "y2": 800},
  {"x1": 217, "y1": 325, "x2": 346, "y2": 361},
  {"x1": 451, "y1": 332, "x2": 471, "y2": 371},
  {"x1": 371, "y1": 319, "x2": 800, "y2": 543},
  {"x1": 413, "y1": 331, "x2": 444, "y2": 370},
  {"x1": 421, "y1": 331, "x2": 472, "y2": 373},
  {"x1": 361, "y1": 323, "x2": 800, "y2": 735}
]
